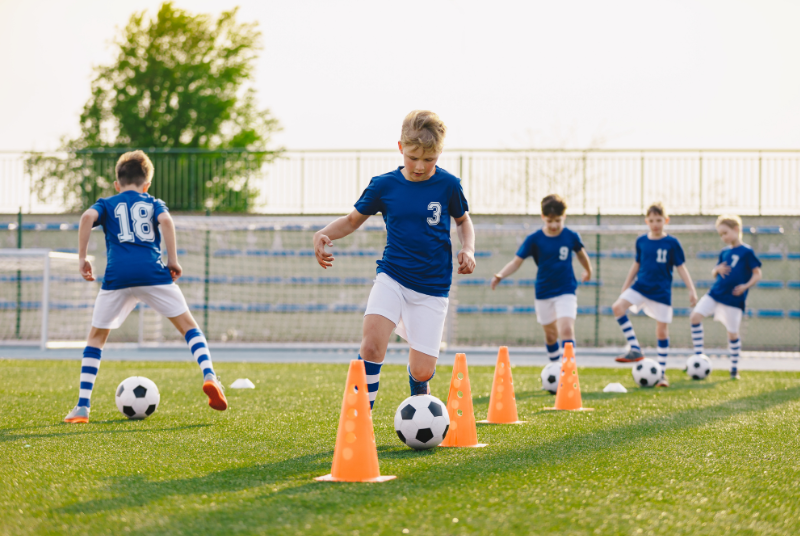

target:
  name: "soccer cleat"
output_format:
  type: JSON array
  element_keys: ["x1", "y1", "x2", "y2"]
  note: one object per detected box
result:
[
  {"x1": 615, "y1": 348, "x2": 644, "y2": 363},
  {"x1": 203, "y1": 374, "x2": 228, "y2": 411},
  {"x1": 64, "y1": 405, "x2": 90, "y2": 423},
  {"x1": 730, "y1": 369, "x2": 741, "y2": 380},
  {"x1": 656, "y1": 376, "x2": 670, "y2": 387}
]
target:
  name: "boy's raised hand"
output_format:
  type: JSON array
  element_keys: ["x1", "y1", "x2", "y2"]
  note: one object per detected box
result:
[
  {"x1": 457, "y1": 249, "x2": 476, "y2": 274},
  {"x1": 167, "y1": 260, "x2": 183, "y2": 282},
  {"x1": 314, "y1": 233, "x2": 335, "y2": 269},
  {"x1": 79, "y1": 258, "x2": 95, "y2": 281}
]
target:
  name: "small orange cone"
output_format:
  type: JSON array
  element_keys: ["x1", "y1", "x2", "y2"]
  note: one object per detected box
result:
[
  {"x1": 440, "y1": 353, "x2": 487, "y2": 448},
  {"x1": 316, "y1": 360, "x2": 396, "y2": 482},
  {"x1": 545, "y1": 342, "x2": 593, "y2": 411},
  {"x1": 479, "y1": 346, "x2": 525, "y2": 424}
]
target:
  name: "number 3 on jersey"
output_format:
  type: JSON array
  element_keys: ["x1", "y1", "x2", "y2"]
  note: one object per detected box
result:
[
  {"x1": 114, "y1": 202, "x2": 156, "y2": 242},
  {"x1": 427, "y1": 202, "x2": 441, "y2": 226}
]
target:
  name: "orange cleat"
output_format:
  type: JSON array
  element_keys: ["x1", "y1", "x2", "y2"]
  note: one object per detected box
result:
[
  {"x1": 63, "y1": 406, "x2": 90, "y2": 423},
  {"x1": 203, "y1": 374, "x2": 228, "y2": 411}
]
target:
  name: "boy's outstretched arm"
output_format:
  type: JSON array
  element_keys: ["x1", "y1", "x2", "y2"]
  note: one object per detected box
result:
[
  {"x1": 490, "y1": 256, "x2": 524, "y2": 290},
  {"x1": 576, "y1": 248, "x2": 593, "y2": 283},
  {"x1": 454, "y1": 213, "x2": 475, "y2": 275},
  {"x1": 313, "y1": 210, "x2": 370, "y2": 269},
  {"x1": 621, "y1": 262, "x2": 639, "y2": 292},
  {"x1": 676, "y1": 264, "x2": 698, "y2": 306},
  {"x1": 733, "y1": 267, "x2": 762, "y2": 296},
  {"x1": 78, "y1": 208, "x2": 98, "y2": 281},
  {"x1": 157, "y1": 212, "x2": 182, "y2": 281}
]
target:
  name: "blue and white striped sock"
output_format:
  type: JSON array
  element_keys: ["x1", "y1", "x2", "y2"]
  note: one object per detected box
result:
[
  {"x1": 691, "y1": 323, "x2": 704, "y2": 354},
  {"x1": 546, "y1": 342, "x2": 561, "y2": 362},
  {"x1": 729, "y1": 338, "x2": 741, "y2": 374},
  {"x1": 561, "y1": 339, "x2": 576, "y2": 354},
  {"x1": 358, "y1": 355, "x2": 382, "y2": 409},
  {"x1": 616, "y1": 315, "x2": 641, "y2": 352},
  {"x1": 185, "y1": 328, "x2": 214, "y2": 378},
  {"x1": 657, "y1": 338, "x2": 669, "y2": 377},
  {"x1": 77, "y1": 346, "x2": 102, "y2": 408}
]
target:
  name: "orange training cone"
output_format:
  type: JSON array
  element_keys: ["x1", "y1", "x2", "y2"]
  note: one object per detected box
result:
[
  {"x1": 479, "y1": 346, "x2": 525, "y2": 424},
  {"x1": 545, "y1": 342, "x2": 593, "y2": 412},
  {"x1": 440, "y1": 353, "x2": 487, "y2": 448},
  {"x1": 315, "y1": 359, "x2": 396, "y2": 482}
]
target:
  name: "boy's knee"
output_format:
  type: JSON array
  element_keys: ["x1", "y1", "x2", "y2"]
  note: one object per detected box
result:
[
  {"x1": 690, "y1": 313, "x2": 703, "y2": 325},
  {"x1": 409, "y1": 362, "x2": 435, "y2": 382},
  {"x1": 360, "y1": 341, "x2": 385, "y2": 363},
  {"x1": 611, "y1": 301, "x2": 626, "y2": 317}
]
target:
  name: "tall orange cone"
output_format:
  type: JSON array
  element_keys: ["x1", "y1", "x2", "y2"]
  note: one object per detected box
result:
[
  {"x1": 479, "y1": 346, "x2": 525, "y2": 424},
  {"x1": 316, "y1": 360, "x2": 396, "y2": 482},
  {"x1": 545, "y1": 342, "x2": 593, "y2": 411},
  {"x1": 440, "y1": 353, "x2": 487, "y2": 448}
]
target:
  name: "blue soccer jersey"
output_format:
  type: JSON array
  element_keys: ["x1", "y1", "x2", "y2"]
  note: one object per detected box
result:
[
  {"x1": 631, "y1": 234, "x2": 686, "y2": 306},
  {"x1": 354, "y1": 166, "x2": 469, "y2": 297},
  {"x1": 91, "y1": 191, "x2": 173, "y2": 290},
  {"x1": 708, "y1": 244, "x2": 761, "y2": 310},
  {"x1": 516, "y1": 228, "x2": 584, "y2": 300}
]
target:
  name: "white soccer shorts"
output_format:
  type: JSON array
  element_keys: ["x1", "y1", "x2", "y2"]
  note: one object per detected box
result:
[
  {"x1": 91, "y1": 283, "x2": 189, "y2": 329},
  {"x1": 364, "y1": 273, "x2": 449, "y2": 358},
  {"x1": 692, "y1": 294, "x2": 743, "y2": 334},
  {"x1": 620, "y1": 287, "x2": 673, "y2": 324},
  {"x1": 534, "y1": 293, "x2": 578, "y2": 325}
]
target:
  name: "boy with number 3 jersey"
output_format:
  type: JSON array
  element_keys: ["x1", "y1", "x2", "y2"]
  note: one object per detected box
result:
[
  {"x1": 490, "y1": 194, "x2": 592, "y2": 363},
  {"x1": 64, "y1": 151, "x2": 227, "y2": 423},
  {"x1": 612, "y1": 203, "x2": 697, "y2": 387},
  {"x1": 313, "y1": 111, "x2": 475, "y2": 409}
]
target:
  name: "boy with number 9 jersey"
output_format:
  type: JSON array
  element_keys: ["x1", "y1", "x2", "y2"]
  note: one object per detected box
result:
[
  {"x1": 64, "y1": 151, "x2": 227, "y2": 423},
  {"x1": 612, "y1": 203, "x2": 698, "y2": 386},
  {"x1": 490, "y1": 195, "x2": 592, "y2": 363}
]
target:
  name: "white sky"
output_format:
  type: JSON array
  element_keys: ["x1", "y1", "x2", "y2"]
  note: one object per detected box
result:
[{"x1": 1, "y1": 0, "x2": 799, "y2": 151}]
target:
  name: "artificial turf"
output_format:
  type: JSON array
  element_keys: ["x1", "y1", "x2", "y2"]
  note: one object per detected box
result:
[{"x1": 1, "y1": 358, "x2": 799, "y2": 535}]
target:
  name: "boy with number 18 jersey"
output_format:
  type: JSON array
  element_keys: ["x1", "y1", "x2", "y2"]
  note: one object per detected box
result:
[
  {"x1": 490, "y1": 194, "x2": 592, "y2": 363},
  {"x1": 64, "y1": 151, "x2": 227, "y2": 423}
]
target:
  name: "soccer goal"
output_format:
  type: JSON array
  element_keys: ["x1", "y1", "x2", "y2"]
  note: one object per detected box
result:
[{"x1": 0, "y1": 249, "x2": 96, "y2": 349}]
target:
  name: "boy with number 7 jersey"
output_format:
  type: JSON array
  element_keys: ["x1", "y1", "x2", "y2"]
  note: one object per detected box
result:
[{"x1": 64, "y1": 151, "x2": 227, "y2": 423}]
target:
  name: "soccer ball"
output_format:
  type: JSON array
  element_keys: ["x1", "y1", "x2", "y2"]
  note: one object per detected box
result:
[
  {"x1": 632, "y1": 358, "x2": 662, "y2": 388},
  {"x1": 686, "y1": 354, "x2": 712, "y2": 380},
  {"x1": 115, "y1": 376, "x2": 160, "y2": 419},
  {"x1": 541, "y1": 362, "x2": 561, "y2": 394},
  {"x1": 394, "y1": 395, "x2": 450, "y2": 450}
]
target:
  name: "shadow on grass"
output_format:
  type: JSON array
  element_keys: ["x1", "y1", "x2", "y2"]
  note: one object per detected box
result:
[
  {"x1": 473, "y1": 389, "x2": 551, "y2": 405},
  {"x1": 55, "y1": 385, "x2": 800, "y2": 522},
  {"x1": 1, "y1": 423, "x2": 211, "y2": 443}
]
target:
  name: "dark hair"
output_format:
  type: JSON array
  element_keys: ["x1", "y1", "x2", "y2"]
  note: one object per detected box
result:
[
  {"x1": 646, "y1": 202, "x2": 666, "y2": 217},
  {"x1": 115, "y1": 150, "x2": 154, "y2": 187},
  {"x1": 541, "y1": 194, "x2": 567, "y2": 217}
]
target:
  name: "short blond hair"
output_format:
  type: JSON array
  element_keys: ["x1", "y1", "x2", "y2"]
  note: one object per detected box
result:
[
  {"x1": 716, "y1": 214, "x2": 743, "y2": 237},
  {"x1": 115, "y1": 150, "x2": 154, "y2": 186},
  {"x1": 400, "y1": 110, "x2": 446, "y2": 153}
]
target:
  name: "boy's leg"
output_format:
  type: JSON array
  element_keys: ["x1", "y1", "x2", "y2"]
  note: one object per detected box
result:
[
  {"x1": 612, "y1": 298, "x2": 643, "y2": 362},
  {"x1": 65, "y1": 327, "x2": 110, "y2": 423},
  {"x1": 690, "y1": 296, "x2": 716, "y2": 355},
  {"x1": 690, "y1": 321, "x2": 704, "y2": 355},
  {"x1": 408, "y1": 349, "x2": 437, "y2": 396},
  {"x1": 360, "y1": 314, "x2": 396, "y2": 408},
  {"x1": 728, "y1": 333, "x2": 741, "y2": 379},
  {"x1": 655, "y1": 323, "x2": 670, "y2": 386},
  {"x1": 556, "y1": 316, "x2": 576, "y2": 354},
  {"x1": 542, "y1": 322, "x2": 561, "y2": 362}
]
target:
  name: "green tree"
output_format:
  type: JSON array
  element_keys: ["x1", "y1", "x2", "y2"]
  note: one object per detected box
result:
[{"x1": 33, "y1": 2, "x2": 280, "y2": 212}]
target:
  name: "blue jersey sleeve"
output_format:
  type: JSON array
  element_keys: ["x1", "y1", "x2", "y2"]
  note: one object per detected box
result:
[
  {"x1": 572, "y1": 231, "x2": 584, "y2": 252},
  {"x1": 673, "y1": 239, "x2": 686, "y2": 266},
  {"x1": 516, "y1": 234, "x2": 537, "y2": 259},
  {"x1": 635, "y1": 237, "x2": 643, "y2": 264},
  {"x1": 747, "y1": 249, "x2": 762, "y2": 270},
  {"x1": 354, "y1": 178, "x2": 383, "y2": 216},
  {"x1": 153, "y1": 198, "x2": 169, "y2": 220},
  {"x1": 90, "y1": 199, "x2": 107, "y2": 228},
  {"x1": 448, "y1": 182, "x2": 469, "y2": 219}
]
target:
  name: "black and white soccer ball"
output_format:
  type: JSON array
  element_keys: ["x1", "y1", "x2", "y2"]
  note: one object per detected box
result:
[
  {"x1": 686, "y1": 354, "x2": 712, "y2": 380},
  {"x1": 394, "y1": 395, "x2": 450, "y2": 450},
  {"x1": 115, "y1": 376, "x2": 160, "y2": 420},
  {"x1": 632, "y1": 358, "x2": 662, "y2": 388},
  {"x1": 541, "y1": 362, "x2": 561, "y2": 394}
]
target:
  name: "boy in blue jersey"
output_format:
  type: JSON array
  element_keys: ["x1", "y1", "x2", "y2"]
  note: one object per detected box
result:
[
  {"x1": 313, "y1": 110, "x2": 475, "y2": 408},
  {"x1": 490, "y1": 194, "x2": 592, "y2": 363},
  {"x1": 612, "y1": 203, "x2": 698, "y2": 387},
  {"x1": 689, "y1": 215, "x2": 762, "y2": 379},
  {"x1": 64, "y1": 151, "x2": 227, "y2": 423}
]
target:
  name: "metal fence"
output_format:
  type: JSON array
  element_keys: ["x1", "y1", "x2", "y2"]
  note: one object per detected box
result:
[{"x1": 2, "y1": 149, "x2": 800, "y2": 215}]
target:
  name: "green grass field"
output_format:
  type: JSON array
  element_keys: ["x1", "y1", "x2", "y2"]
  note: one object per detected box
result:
[{"x1": 2, "y1": 359, "x2": 799, "y2": 535}]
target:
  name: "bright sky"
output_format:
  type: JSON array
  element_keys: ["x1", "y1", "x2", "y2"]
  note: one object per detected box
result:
[{"x1": 1, "y1": 0, "x2": 799, "y2": 151}]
